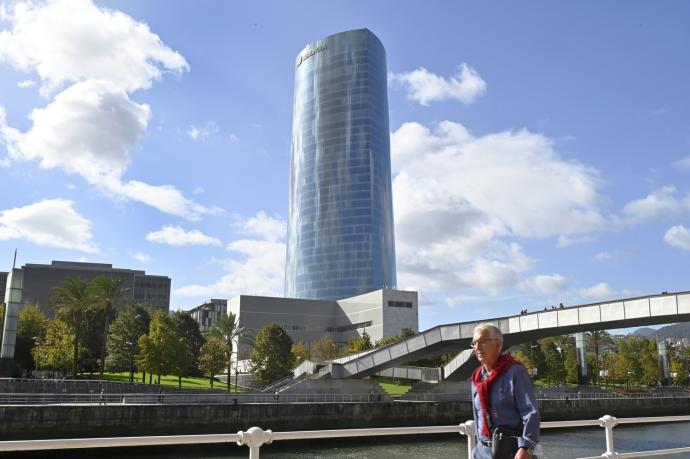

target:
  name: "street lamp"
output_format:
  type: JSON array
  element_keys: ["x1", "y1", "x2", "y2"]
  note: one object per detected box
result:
[
  {"x1": 556, "y1": 346, "x2": 564, "y2": 385},
  {"x1": 33, "y1": 336, "x2": 41, "y2": 378},
  {"x1": 529, "y1": 344, "x2": 538, "y2": 377},
  {"x1": 127, "y1": 314, "x2": 141, "y2": 383}
]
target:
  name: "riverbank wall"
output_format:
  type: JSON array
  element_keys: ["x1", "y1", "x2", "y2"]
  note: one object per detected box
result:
[{"x1": 1, "y1": 397, "x2": 690, "y2": 440}]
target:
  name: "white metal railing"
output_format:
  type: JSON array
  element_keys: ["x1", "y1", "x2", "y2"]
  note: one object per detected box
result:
[{"x1": 1, "y1": 415, "x2": 689, "y2": 458}]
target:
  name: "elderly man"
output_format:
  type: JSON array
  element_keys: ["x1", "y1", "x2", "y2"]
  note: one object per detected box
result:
[{"x1": 470, "y1": 323, "x2": 540, "y2": 459}]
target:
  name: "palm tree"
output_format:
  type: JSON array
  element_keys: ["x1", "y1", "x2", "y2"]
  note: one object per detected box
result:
[
  {"x1": 586, "y1": 329, "x2": 615, "y2": 384},
  {"x1": 91, "y1": 276, "x2": 128, "y2": 379},
  {"x1": 51, "y1": 277, "x2": 95, "y2": 379},
  {"x1": 209, "y1": 312, "x2": 249, "y2": 392}
]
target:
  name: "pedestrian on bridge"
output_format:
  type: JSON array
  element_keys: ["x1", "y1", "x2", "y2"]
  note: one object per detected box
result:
[{"x1": 470, "y1": 323, "x2": 540, "y2": 459}]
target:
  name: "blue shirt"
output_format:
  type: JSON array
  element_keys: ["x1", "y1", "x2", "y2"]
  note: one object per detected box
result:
[{"x1": 471, "y1": 363, "x2": 540, "y2": 449}]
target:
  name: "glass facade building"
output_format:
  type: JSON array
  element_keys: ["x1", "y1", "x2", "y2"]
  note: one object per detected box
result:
[{"x1": 285, "y1": 29, "x2": 397, "y2": 300}]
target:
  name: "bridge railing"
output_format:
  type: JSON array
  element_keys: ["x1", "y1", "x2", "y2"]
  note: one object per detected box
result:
[{"x1": 1, "y1": 414, "x2": 689, "y2": 458}]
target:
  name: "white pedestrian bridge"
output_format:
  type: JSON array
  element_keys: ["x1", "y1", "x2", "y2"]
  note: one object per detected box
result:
[{"x1": 327, "y1": 290, "x2": 690, "y2": 381}]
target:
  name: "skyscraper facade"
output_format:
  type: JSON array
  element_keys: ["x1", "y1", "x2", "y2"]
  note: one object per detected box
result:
[{"x1": 285, "y1": 29, "x2": 397, "y2": 300}]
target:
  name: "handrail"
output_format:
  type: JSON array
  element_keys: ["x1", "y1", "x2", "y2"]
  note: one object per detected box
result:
[
  {"x1": 0, "y1": 392, "x2": 390, "y2": 405},
  {"x1": 0, "y1": 415, "x2": 689, "y2": 458},
  {"x1": 2, "y1": 390, "x2": 688, "y2": 405}
]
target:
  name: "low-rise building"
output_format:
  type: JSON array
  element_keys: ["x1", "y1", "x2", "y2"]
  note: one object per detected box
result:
[
  {"x1": 228, "y1": 288, "x2": 418, "y2": 360},
  {"x1": 0, "y1": 260, "x2": 170, "y2": 316},
  {"x1": 189, "y1": 299, "x2": 227, "y2": 335}
]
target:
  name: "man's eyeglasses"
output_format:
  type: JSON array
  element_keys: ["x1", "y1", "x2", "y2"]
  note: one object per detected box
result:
[{"x1": 470, "y1": 339, "x2": 499, "y2": 348}]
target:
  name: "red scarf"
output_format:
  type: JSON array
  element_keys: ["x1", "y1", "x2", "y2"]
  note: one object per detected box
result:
[{"x1": 471, "y1": 353, "x2": 518, "y2": 437}]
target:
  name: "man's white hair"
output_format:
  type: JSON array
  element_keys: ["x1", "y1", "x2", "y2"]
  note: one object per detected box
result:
[{"x1": 473, "y1": 323, "x2": 503, "y2": 347}]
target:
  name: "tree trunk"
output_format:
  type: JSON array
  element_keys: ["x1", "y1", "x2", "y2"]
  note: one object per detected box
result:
[
  {"x1": 210, "y1": 374, "x2": 214, "y2": 388},
  {"x1": 178, "y1": 376, "x2": 181, "y2": 388}
]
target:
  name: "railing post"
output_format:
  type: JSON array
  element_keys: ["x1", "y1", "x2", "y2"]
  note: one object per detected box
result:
[
  {"x1": 237, "y1": 426, "x2": 272, "y2": 459},
  {"x1": 459, "y1": 420, "x2": 476, "y2": 459},
  {"x1": 598, "y1": 415, "x2": 619, "y2": 458}
]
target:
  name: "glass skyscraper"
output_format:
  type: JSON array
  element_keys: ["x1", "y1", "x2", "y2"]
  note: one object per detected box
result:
[{"x1": 285, "y1": 29, "x2": 397, "y2": 300}]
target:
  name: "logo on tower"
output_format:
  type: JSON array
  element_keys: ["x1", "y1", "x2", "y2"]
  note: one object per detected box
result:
[{"x1": 296, "y1": 45, "x2": 327, "y2": 67}]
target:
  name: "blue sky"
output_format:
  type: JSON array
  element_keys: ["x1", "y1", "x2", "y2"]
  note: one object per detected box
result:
[{"x1": 1, "y1": 0, "x2": 689, "y2": 331}]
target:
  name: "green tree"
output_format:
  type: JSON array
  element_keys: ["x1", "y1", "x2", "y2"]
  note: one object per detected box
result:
[
  {"x1": 15, "y1": 304, "x2": 49, "y2": 375},
  {"x1": 136, "y1": 310, "x2": 190, "y2": 384},
  {"x1": 51, "y1": 277, "x2": 95, "y2": 378},
  {"x1": 33, "y1": 320, "x2": 82, "y2": 377},
  {"x1": 616, "y1": 336, "x2": 644, "y2": 387},
  {"x1": 312, "y1": 337, "x2": 341, "y2": 362},
  {"x1": 250, "y1": 323, "x2": 295, "y2": 383},
  {"x1": 198, "y1": 336, "x2": 228, "y2": 388},
  {"x1": 91, "y1": 276, "x2": 128, "y2": 379},
  {"x1": 541, "y1": 336, "x2": 573, "y2": 384},
  {"x1": 641, "y1": 338, "x2": 659, "y2": 386},
  {"x1": 564, "y1": 348, "x2": 579, "y2": 384},
  {"x1": 291, "y1": 341, "x2": 310, "y2": 365},
  {"x1": 172, "y1": 311, "x2": 204, "y2": 374},
  {"x1": 586, "y1": 330, "x2": 615, "y2": 384},
  {"x1": 209, "y1": 312, "x2": 249, "y2": 392},
  {"x1": 105, "y1": 304, "x2": 151, "y2": 379},
  {"x1": 346, "y1": 332, "x2": 372, "y2": 354}
]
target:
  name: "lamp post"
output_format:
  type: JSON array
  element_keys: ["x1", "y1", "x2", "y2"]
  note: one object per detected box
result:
[
  {"x1": 556, "y1": 345, "x2": 564, "y2": 385},
  {"x1": 127, "y1": 314, "x2": 141, "y2": 383},
  {"x1": 235, "y1": 352, "x2": 239, "y2": 393},
  {"x1": 529, "y1": 344, "x2": 538, "y2": 377},
  {"x1": 33, "y1": 336, "x2": 41, "y2": 378}
]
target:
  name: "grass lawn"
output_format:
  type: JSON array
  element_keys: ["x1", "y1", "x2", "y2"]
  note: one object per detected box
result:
[
  {"x1": 103, "y1": 372, "x2": 246, "y2": 392},
  {"x1": 372, "y1": 376, "x2": 412, "y2": 398}
]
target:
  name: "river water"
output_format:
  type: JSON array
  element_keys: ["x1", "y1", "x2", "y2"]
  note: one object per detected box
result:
[{"x1": 6, "y1": 422, "x2": 690, "y2": 458}]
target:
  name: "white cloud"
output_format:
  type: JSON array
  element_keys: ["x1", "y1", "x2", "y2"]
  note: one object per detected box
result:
[
  {"x1": 594, "y1": 251, "x2": 611, "y2": 262},
  {"x1": 187, "y1": 121, "x2": 219, "y2": 141},
  {"x1": 176, "y1": 240, "x2": 285, "y2": 298},
  {"x1": 0, "y1": 198, "x2": 98, "y2": 252},
  {"x1": 193, "y1": 186, "x2": 204, "y2": 195},
  {"x1": 4, "y1": 80, "x2": 149, "y2": 179},
  {"x1": 390, "y1": 63, "x2": 487, "y2": 106},
  {"x1": 1, "y1": 81, "x2": 218, "y2": 220},
  {"x1": 520, "y1": 274, "x2": 568, "y2": 294},
  {"x1": 145, "y1": 225, "x2": 222, "y2": 247},
  {"x1": 0, "y1": 1, "x2": 212, "y2": 221},
  {"x1": 556, "y1": 235, "x2": 593, "y2": 247},
  {"x1": 673, "y1": 157, "x2": 690, "y2": 170},
  {"x1": 233, "y1": 211, "x2": 286, "y2": 242},
  {"x1": 664, "y1": 224, "x2": 690, "y2": 251},
  {"x1": 579, "y1": 282, "x2": 615, "y2": 299},
  {"x1": 0, "y1": 0, "x2": 189, "y2": 95},
  {"x1": 131, "y1": 251, "x2": 151, "y2": 263},
  {"x1": 17, "y1": 79, "x2": 35, "y2": 88},
  {"x1": 108, "y1": 179, "x2": 222, "y2": 221},
  {"x1": 621, "y1": 186, "x2": 684, "y2": 223},
  {"x1": 176, "y1": 212, "x2": 287, "y2": 298},
  {"x1": 391, "y1": 120, "x2": 607, "y2": 294}
]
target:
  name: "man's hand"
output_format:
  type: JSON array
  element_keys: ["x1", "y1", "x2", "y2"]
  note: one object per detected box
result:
[{"x1": 515, "y1": 447, "x2": 533, "y2": 459}]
